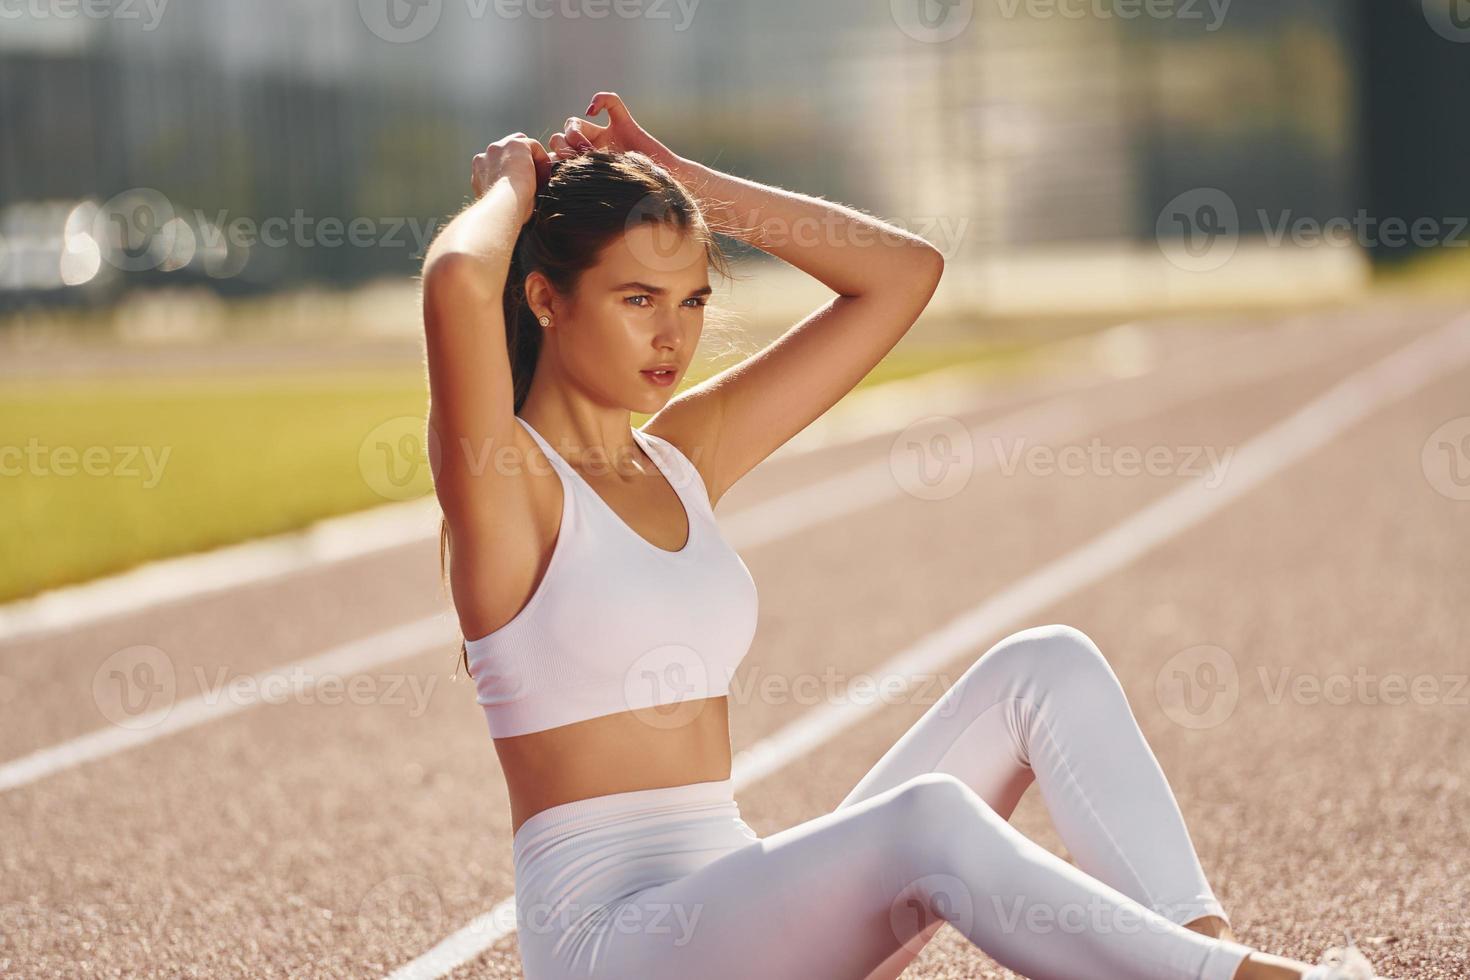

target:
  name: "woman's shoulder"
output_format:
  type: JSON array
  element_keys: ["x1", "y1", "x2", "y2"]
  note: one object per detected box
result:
[{"x1": 638, "y1": 401, "x2": 723, "y2": 509}]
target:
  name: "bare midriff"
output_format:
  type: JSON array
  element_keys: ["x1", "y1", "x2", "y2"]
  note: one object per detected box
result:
[{"x1": 494, "y1": 695, "x2": 733, "y2": 837}]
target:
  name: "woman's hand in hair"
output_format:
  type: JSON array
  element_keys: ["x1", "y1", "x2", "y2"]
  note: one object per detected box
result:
[
  {"x1": 470, "y1": 133, "x2": 552, "y2": 220},
  {"x1": 548, "y1": 91, "x2": 678, "y2": 168}
]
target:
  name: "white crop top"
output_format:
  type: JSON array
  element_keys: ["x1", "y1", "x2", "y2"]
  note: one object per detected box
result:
[{"x1": 465, "y1": 415, "x2": 760, "y2": 738}]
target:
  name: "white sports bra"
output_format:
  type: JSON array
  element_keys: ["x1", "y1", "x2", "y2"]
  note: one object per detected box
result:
[{"x1": 465, "y1": 415, "x2": 760, "y2": 738}]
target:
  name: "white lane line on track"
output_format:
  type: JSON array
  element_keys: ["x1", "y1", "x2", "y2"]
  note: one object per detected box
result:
[
  {"x1": 0, "y1": 617, "x2": 457, "y2": 794},
  {"x1": 386, "y1": 313, "x2": 1470, "y2": 979},
  {"x1": 0, "y1": 497, "x2": 444, "y2": 646},
  {"x1": 717, "y1": 307, "x2": 1372, "y2": 550},
  {"x1": 0, "y1": 313, "x2": 1341, "y2": 795}
]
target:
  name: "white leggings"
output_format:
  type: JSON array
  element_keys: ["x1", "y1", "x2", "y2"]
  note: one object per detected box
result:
[{"x1": 511, "y1": 624, "x2": 1258, "y2": 980}]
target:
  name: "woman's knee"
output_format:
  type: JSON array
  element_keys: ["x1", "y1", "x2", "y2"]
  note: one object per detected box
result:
[
  {"x1": 886, "y1": 773, "x2": 1008, "y2": 865},
  {"x1": 978, "y1": 623, "x2": 1119, "y2": 692}
]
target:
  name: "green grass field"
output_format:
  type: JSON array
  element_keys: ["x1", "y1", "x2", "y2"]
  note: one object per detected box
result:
[
  {"x1": 2, "y1": 369, "x2": 430, "y2": 603},
  {"x1": 1, "y1": 339, "x2": 1036, "y2": 604}
]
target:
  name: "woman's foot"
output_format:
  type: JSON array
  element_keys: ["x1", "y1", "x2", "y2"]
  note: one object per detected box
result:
[
  {"x1": 1233, "y1": 950, "x2": 1318, "y2": 979},
  {"x1": 1298, "y1": 935, "x2": 1385, "y2": 979},
  {"x1": 1228, "y1": 932, "x2": 1389, "y2": 980}
]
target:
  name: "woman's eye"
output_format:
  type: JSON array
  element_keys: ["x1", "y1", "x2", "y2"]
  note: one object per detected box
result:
[{"x1": 625, "y1": 295, "x2": 705, "y2": 308}]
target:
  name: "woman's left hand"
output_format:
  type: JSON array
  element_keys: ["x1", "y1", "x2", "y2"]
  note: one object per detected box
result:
[{"x1": 547, "y1": 91, "x2": 677, "y2": 168}]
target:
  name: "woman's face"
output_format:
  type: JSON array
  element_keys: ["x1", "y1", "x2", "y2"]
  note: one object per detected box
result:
[{"x1": 542, "y1": 223, "x2": 712, "y2": 414}]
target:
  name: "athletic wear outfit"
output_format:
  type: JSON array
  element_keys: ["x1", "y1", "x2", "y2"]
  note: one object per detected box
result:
[
  {"x1": 465, "y1": 415, "x2": 1257, "y2": 980},
  {"x1": 469, "y1": 416, "x2": 758, "y2": 738}
]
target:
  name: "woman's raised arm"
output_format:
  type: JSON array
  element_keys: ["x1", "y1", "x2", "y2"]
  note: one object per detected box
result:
[
  {"x1": 659, "y1": 151, "x2": 945, "y2": 502},
  {"x1": 559, "y1": 92, "x2": 945, "y2": 505},
  {"x1": 420, "y1": 134, "x2": 550, "y2": 527}
]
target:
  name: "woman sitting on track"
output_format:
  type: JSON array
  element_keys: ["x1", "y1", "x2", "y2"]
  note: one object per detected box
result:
[{"x1": 420, "y1": 91, "x2": 1387, "y2": 980}]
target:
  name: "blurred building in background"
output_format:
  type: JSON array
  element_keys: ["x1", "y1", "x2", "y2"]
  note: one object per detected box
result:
[
  {"x1": 1359, "y1": 0, "x2": 1470, "y2": 265},
  {"x1": 0, "y1": 0, "x2": 1465, "y2": 318},
  {"x1": 0, "y1": 0, "x2": 524, "y2": 308}
]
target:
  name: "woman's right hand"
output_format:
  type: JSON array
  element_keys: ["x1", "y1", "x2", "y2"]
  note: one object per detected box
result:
[{"x1": 471, "y1": 133, "x2": 552, "y2": 222}]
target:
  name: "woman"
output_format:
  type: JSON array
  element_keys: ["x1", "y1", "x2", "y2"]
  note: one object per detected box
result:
[{"x1": 420, "y1": 92, "x2": 1385, "y2": 980}]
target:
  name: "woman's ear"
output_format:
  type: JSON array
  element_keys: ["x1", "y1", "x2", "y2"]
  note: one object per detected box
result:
[{"x1": 522, "y1": 270, "x2": 554, "y2": 325}]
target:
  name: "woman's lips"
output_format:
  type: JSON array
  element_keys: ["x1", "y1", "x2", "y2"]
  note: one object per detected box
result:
[{"x1": 640, "y1": 368, "x2": 677, "y2": 387}]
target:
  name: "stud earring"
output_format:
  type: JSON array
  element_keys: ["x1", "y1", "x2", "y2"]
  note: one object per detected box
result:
[{"x1": 538, "y1": 315, "x2": 550, "y2": 326}]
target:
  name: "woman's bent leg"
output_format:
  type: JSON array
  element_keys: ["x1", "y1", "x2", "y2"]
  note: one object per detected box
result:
[
  {"x1": 580, "y1": 773, "x2": 1253, "y2": 980},
  {"x1": 842, "y1": 624, "x2": 1233, "y2": 925},
  {"x1": 835, "y1": 623, "x2": 1246, "y2": 979}
]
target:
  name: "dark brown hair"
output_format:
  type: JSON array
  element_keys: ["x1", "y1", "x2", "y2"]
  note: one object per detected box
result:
[{"x1": 438, "y1": 148, "x2": 743, "y2": 677}]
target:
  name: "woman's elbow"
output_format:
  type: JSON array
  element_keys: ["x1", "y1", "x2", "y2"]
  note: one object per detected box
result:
[
  {"x1": 421, "y1": 252, "x2": 500, "y2": 331},
  {"x1": 915, "y1": 241, "x2": 945, "y2": 285}
]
